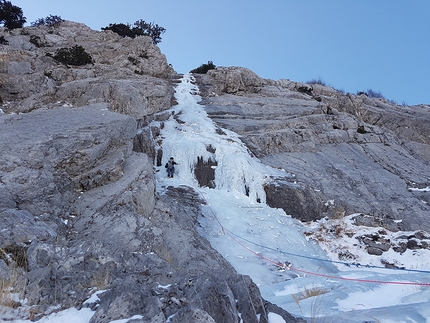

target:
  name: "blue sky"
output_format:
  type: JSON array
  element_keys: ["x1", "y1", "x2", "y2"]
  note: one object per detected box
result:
[{"x1": 13, "y1": 0, "x2": 430, "y2": 105}]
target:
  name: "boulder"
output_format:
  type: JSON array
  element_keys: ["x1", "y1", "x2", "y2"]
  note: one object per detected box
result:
[
  {"x1": 367, "y1": 247, "x2": 384, "y2": 256},
  {"x1": 264, "y1": 180, "x2": 324, "y2": 222}
]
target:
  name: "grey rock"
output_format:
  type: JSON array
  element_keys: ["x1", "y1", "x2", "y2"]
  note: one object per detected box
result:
[
  {"x1": 53, "y1": 77, "x2": 173, "y2": 119},
  {"x1": 228, "y1": 275, "x2": 267, "y2": 323},
  {"x1": 0, "y1": 184, "x2": 17, "y2": 208},
  {"x1": 362, "y1": 238, "x2": 391, "y2": 252},
  {"x1": 2, "y1": 35, "x2": 34, "y2": 50},
  {"x1": 206, "y1": 66, "x2": 264, "y2": 94},
  {"x1": 156, "y1": 186, "x2": 235, "y2": 276},
  {"x1": 0, "y1": 259, "x2": 9, "y2": 280},
  {"x1": 134, "y1": 128, "x2": 155, "y2": 157},
  {"x1": 393, "y1": 242, "x2": 407, "y2": 254},
  {"x1": 367, "y1": 247, "x2": 384, "y2": 256},
  {"x1": 406, "y1": 239, "x2": 422, "y2": 250},
  {"x1": 8, "y1": 61, "x2": 32, "y2": 74},
  {"x1": 352, "y1": 214, "x2": 400, "y2": 232},
  {"x1": 33, "y1": 248, "x2": 51, "y2": 267},
  {"x1": 194, "y1": 155, "x2": 217, "y2": 188},
  {"x1": 0, "y1": 209, "x2": 57, "y2": 245},
  {"x1": 194, "y1": 69, "x2": 430, "y2": 231},
  {"x1": 415, "y1": 231, "x2": 430, "y2": 240},
  {"x1": 90, "y1": 287, "x2": 162, "y2": 323},
  {"x1": 26, "y1": 267, "x2": 53, "y2": 304},
  {"x1": 185, "y1": 276, "x2": 239, "y2": 323},
  {"x1": 0, "y1": 103, "x2": 136, "y2": 217},
  {"x1": 265, "y1": 302, "x2": 307, "y2": 323},
  {"x1": 170, "y1": 308, "x2": 216, "y2": 323},
  {"x1": 264, "y1": 180, "x2": 324, "y2": 222}
]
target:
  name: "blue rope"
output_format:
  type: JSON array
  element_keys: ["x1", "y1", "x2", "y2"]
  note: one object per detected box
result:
[
  {"x1": 224, "y1": 228, "x2": 430, "y2": 274},
  {"x1": 174, "y1": 173, "x2": 430, "y2": 275}
]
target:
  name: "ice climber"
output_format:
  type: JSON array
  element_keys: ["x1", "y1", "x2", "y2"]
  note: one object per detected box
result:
[{"x1": 165, "y1": 157, "x2": 177, "y2": 178}]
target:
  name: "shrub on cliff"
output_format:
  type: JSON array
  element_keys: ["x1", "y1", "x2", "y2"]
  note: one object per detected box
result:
[
  {"x1": 53, "y1": 45, "x2": 93, "y2": 66},
  {"x1": 357, "y1": 89, "x2": 385, "y2": 99},
  {"x1": 102, "y1": 19, "x2": 166, "y2": 44},
  {"x1": 31, "y1": 14, "x2": 64, "y2": 27},
  {"x1": 306, "y1": 77, "x2": 328, "y2": 86},
  {"x1": 0, "y1": 0, "x2": 26, "y2": 29},
  {"x1": 102, "y1": 23, "x2": 134, "y2": 38},
  {"x1": 190, "y1": 61, "x2": 216, "y2": 74},
  {"x1": 0, "y1": 35, "x2": 8, "y2": 44}
]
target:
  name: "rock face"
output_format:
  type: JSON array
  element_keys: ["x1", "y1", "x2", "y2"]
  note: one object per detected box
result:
[
  {"x1": 0, "y1": 23, "x2": 301, "y2": 322},
  {"x1": 194, "y1": 67, "x2": 430, "y2": 232},
  {"x1": 0, "y1": 20, "x2": 174, "y2": 116}
]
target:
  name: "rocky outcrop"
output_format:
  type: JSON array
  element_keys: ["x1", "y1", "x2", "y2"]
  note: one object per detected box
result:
[
  {"x1": 0, "y1": 21, "x2": 175, "y2": 116},
  {"x1": 194, "y1": 68, "x2": 430, "y2": 232},
  {"x1": 205, "y1": 66, "x2": 264, "y2": 94}
]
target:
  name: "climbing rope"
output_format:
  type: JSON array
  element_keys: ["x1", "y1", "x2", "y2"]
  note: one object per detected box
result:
[
  {"x1": 169, "y1": 155, "x2": 430, "y2": 286},
  {"x1": 224, "y1": 228, "x2": 430, "y2": 275}
]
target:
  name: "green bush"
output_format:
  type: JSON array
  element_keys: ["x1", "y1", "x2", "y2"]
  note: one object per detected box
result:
[
  {"x1": 357, "y1": 125, "x2": 367, "y2": 134},
  {"x1": 53, "y1": 45, "x2": 93, "y2": 66},
  {"x1": 0, "y1": 0, "x2": 26, "y2": 29},
  {"x1": 306, "y1": 77, "x2": 327, "y2": 86},
  {"x1": 133, "y1": 19, "x2": 165, "y2": 44},
  {"x1": 0, "y1": 35, "x2": 8, "y2": 44},
  {"x1": 102, "y1": 23, "x2": 134, "y2": 38},
  {"x1": 357, "y1": 89, "x2": 384, "y2": 99},
  {"x1": 31, "y1": 15, "x2": 64, "y2": 27},
  {"x1": 127, "y1": 56, "x2": 139, "y2": 65},
  {"x1": 29, "y1": 34, "x2": 44, "y2": 47},
  {"x1": 102, "y1": 19, "x2": 166, "y2": 44},
  {"x1": 296, "y1": 85, "x2": 313, "y2": 96},
  {"x1": 190, "y1": 61, "x2": 216, "y2": 74}
]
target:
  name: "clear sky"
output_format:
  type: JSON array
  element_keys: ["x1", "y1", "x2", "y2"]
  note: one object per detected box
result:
[{"x1": 12, "y1": 0, "x2": 430, "y2": 105}]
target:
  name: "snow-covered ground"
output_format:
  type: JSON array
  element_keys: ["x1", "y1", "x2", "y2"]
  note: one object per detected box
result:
[{"x1": 4, "y1": 73, "x2": 429, "y2": 323}]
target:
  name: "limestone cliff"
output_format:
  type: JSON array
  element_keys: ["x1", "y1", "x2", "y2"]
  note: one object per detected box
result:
[{"x1": 0, "y1": 22, "x2": 301, "y2": 322}]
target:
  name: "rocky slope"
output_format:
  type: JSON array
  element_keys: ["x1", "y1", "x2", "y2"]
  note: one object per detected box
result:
[
  {"x1": 0, "y1": 22, "x2": 301, "y2": 322},
  {"x1": 194, "y1": 67, "x2": 430, "y2": 259}
]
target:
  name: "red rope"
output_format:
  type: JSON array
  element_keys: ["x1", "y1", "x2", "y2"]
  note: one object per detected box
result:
[
  {"x1": 224, "y1": 228, "x2": 430, "y2": 287},
  {"x1": 174, "y1": 174, "x2": 430, "y2": 287}
]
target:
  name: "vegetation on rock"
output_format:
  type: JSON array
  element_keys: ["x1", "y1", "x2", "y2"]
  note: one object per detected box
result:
[
  {"x1": 357, "y1": 88, "x2": 385, "y2": 99},
  {"x1": 0, "y1": 34, "x2": 8, "y2": 44},
  {"x1": 31, "y1": 14, "x2": 64, "y2": 27},
  {"x1": 102, "y1": 19, "x2": 166, "y2": 44},
  {"x1": 190, "y1": 61, "x2": 216, "y2": 74},
  {"x1": 53, "y1": 45, "x2": 94, "y2": 66},
  {"x1": 0, "y1": 0, "x2": 26, "y2": 29},
  {"x1": 306, "y1": 77, "x2": 328, "y2": 86}
]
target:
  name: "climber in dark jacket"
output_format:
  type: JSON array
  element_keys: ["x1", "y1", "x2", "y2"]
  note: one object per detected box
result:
[{"x1": 165, "y1": 157, "x2": 177, "y2": 178}]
